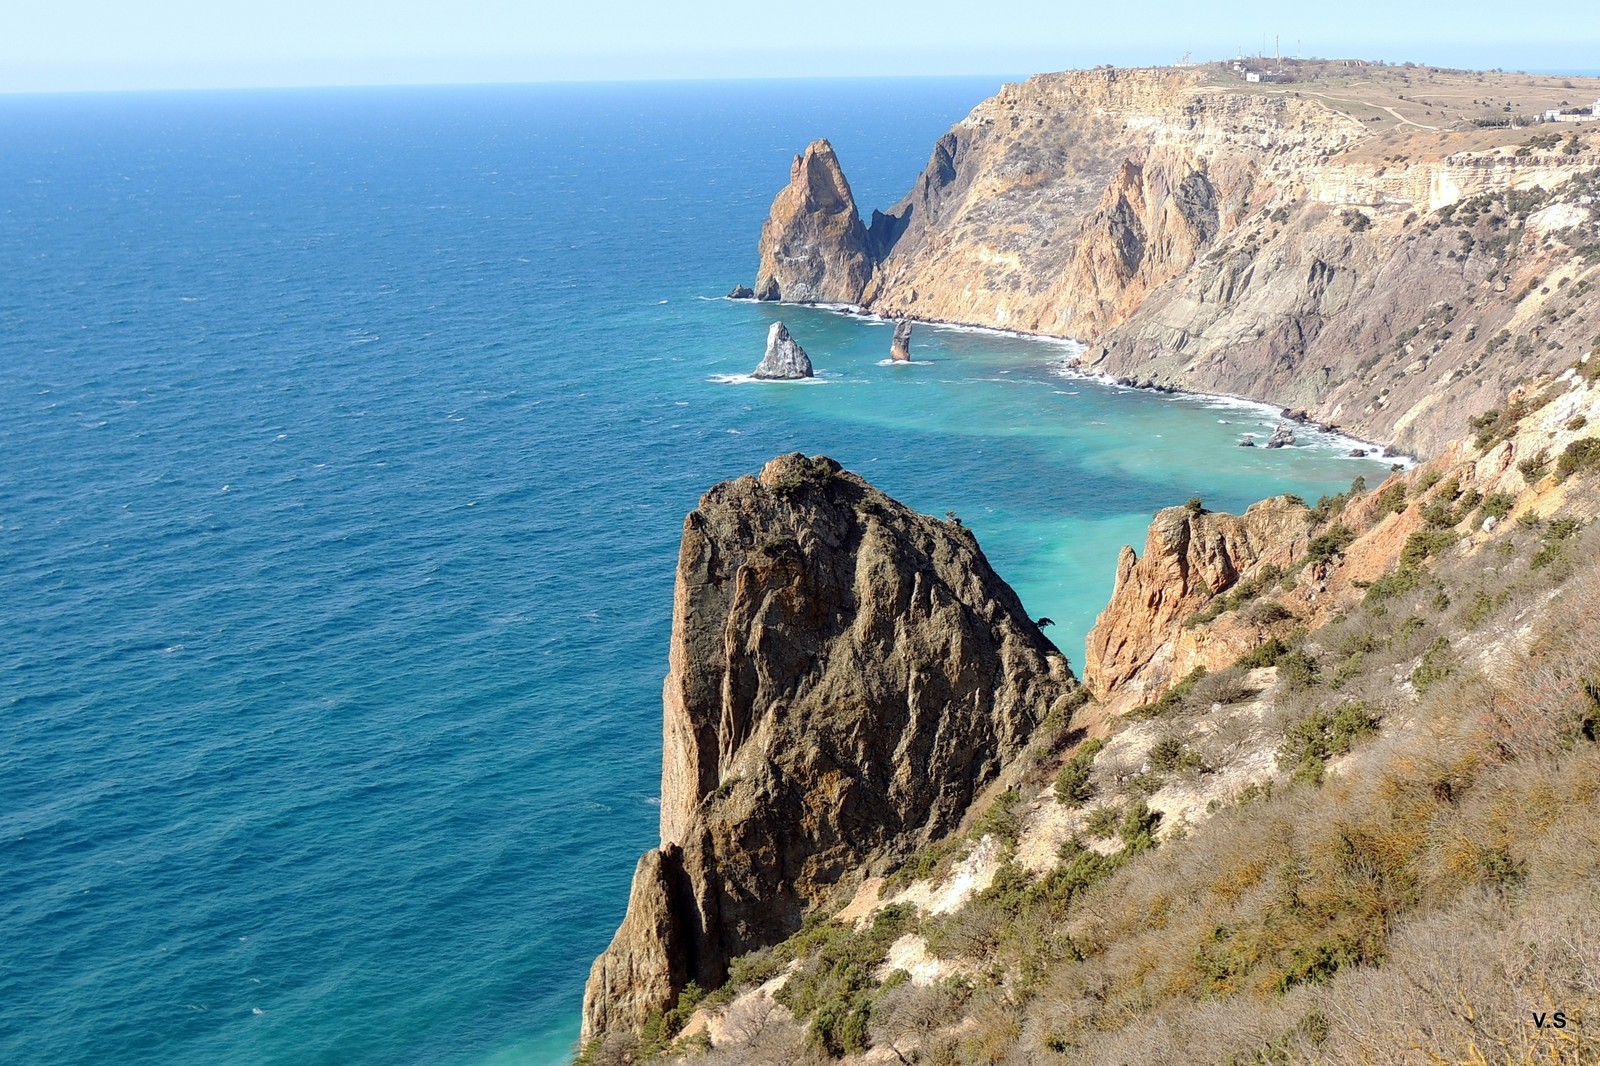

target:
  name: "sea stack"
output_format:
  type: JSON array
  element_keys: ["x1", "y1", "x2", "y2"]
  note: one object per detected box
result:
[
  {"x1": 752, "y1": 321, "x2": 814, "y2": 379},
  {"x1": 580, "y1": 454, "x2": 1078, "y2": 1045},
  {"x1": 890, "y1": 319, "x2": 913, "y2": 361}
]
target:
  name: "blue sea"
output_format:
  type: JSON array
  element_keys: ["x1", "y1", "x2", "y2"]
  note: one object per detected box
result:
[{"x1": 0, "y1": 80, "x2": 1393, "y2": 1065}]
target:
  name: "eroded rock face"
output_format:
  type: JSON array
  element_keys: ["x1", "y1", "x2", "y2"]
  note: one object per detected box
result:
[
  {"x1": 582, "y1": 454, "x2": 1076, "y2": 1041},
  {"x1": 1084, "y1": 497, "x2": 1313, "y2": 707},
  {"x1": 752, "y1": 66, "x2": 1600, "y2": 451},
  {"x1": 890, "y1": 319, "x2": 913, "y2": 361},
  {"x1": 751, "y1": 321, "x2": 814, "y2": 379},
  {"x1": 754, "y1": 140, "x2": 876, "y2": 304}
]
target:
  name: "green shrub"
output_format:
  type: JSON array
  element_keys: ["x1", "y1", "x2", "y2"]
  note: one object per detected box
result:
[
  {"x1": 1053, "y1": 738, "x2": 1106, "y2": 807},
  {"x1": 1128, "y1": 666, "x2": 1208, "y2": 718},
  {"x1": 1373, "y1": 482, "x2": 1408, "y2": 516},
  {"x1": 1236, "y1": 637, "x2": 1290, "y2": 669},
  {"x1": 1555, "y1": 437, "x2": 1600, "y2": 481},
  {"x1": 1363, "y1": 565, "x2": 1425, "y2": 604},
  {"x1": 1279, "y1": 701, "x2": 1380, "y2": 781},
  {"x1": 971, "y1": 788, "x2": 1024, "y2": 845},
  {"x1": 1518, "y1": 450, "x2": 1551, "y2": 482},
  {"x1": 1149, "y1": 736, "x2": 1205, "y2": 774},
  {"x1": 775, "y1": 904, "x2": 917, "y2": 1057},
  {"x1": 1411, "y1": 637, "x2": 1453, "y2": 694},
  {"x1": 1532, "y1": 517, "x2": 1583, "y2": 570},
  {"x1": 1401, "y1": 526, "x2": 1457, "y2": 568},
  {"x1": 1306, "y1": 524, "x2": 1356, "y2": 565},
  {"x1": 1118, "y1": 800, "x2": 1163, "y2": 851},
  {"x1": 1084, "y1": 805, "x2": 1122, "y2": 839},
  {"x1": 1462, "y1": 589, "x2": 1509, "y2": 628},
  {"x1": 1278, "y1": 650, "x2": 1318, "y2": 691},
  {"x1": 1479, "y1": 491, "x2": 1516, "y2": 519}
]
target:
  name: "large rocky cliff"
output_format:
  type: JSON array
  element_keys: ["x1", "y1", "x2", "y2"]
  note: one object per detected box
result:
[
  {"x1": 581, "y1": 454, "x2": 1077, "y2": 1044},
  {"x1": 754, "y1": 64, "x2": 1600, "y2": 453}
]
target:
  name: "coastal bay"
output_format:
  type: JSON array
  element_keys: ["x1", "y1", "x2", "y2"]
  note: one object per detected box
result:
[{"x1": 0, "y1": 80, "x2": 1390, "y2": 1065}]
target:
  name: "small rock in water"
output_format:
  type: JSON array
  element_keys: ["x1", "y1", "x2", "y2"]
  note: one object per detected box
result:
[
  {"x1": 1265, "y1": 425, "x2": 1296, "y2": 449},
  {"x1": 889, "y1": 319, "x2": 913, "y2": 362},
  {"x1": 1238, "y1": 438, "x2": 1256, "y2": 448},
  {"x1": 727, "y1": 284, "x2": 754, "y2": 300},
  {"x1": 1349, "y1": 448, "x2": 1369, "y2": 458},
  {"x1": 752, "y1": 322, "x2": 814, "y2": 380}
]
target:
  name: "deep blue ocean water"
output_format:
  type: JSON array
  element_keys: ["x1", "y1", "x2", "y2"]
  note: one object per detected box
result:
[{"x1": 0, "y1": 80, "x2": 1393, "y2": 1065}]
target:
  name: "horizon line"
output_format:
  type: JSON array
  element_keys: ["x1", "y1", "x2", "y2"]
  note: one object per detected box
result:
[{"x1": 4, "y1": 60, "x2": 1599, "y2": 99}]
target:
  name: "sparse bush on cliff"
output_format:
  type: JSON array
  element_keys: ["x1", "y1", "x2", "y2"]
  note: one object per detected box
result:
[
  {"x1": 1372, "y1": 481, "x2": 1407, "y2": 516},
  {"x1": 774, "y1": 904, "x2": 916, "y2": 1057},
  {"x1": 1186, "y1": 564, "x2": 1285, "y2": 627},
  {"x1": 1555, "y1": 436, "x2": 1600, "y2": 481},
  {"x1": 1518, "y1": 450, "x2": 1551, "y2": 483},
  {"x1": 1148, "y1": 735, "x2": 1205, "y2": 774},
  {"x1": 1340, "y1": 208, "x2": 1371, "y2": 231},
  {"x1": 1235, "y1": 637, "x2": 1290, "y2": 669},
  {"x1": 1273, "y1": 697, "x2": 1376, "y2": 781},
  {"x1": 1276, "y1": 649, "x2": 1318, "y2": 691},
  {"x1": 1305, "y1": 523, "x2": 1356, "y2": 565},
  {"x1": 1532, "y1": 516, "x2": 1583, "y2": 570},
  {"x1": 1053, "y1": 739, "x2": 1105, "y2": 807},
  {"x1": 1479, "y1": 490, "x2": 1515, "y2": 519}
]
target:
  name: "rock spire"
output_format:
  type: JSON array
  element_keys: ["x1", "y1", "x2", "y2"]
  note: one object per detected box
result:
[
  {"x1": 581, "y1": 454, "x2": 1078, "y2": 1043},
  {"x1": 751, "y1": 321, "x2": 814, "y2": 379}
]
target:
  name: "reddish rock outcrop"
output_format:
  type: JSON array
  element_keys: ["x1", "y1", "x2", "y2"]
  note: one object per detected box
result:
[
  {"x1": 581, "y1": 454, "x2": 1077, "y2": 1043},
  {"x1": 1084, "y1": 497, "x2": 1313, "y2": 707}
]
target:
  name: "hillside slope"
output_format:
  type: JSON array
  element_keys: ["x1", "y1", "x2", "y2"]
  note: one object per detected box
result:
[{"x1": 622, "y1": 360, "x2": 1600, "y2": 1066}]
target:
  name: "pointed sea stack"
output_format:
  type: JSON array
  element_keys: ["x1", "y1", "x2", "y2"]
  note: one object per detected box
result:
[
  {"x1": 890, "y1": 319, "x2": 913, "y2": 361},
  {"x1": 580, "y1": 454, "x2": 1079, "y2": 1047},
  {"x1": 751, "y1": 321, "x2": 814, "y2": 379},
  {"x1": 754, "y1": 139, "x2": 876, "y2": 304}
]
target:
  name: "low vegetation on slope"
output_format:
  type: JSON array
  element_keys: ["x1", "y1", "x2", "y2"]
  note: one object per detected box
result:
[{"x1": 607, "y1": 368, "x2": 1600, "y2": 1066}]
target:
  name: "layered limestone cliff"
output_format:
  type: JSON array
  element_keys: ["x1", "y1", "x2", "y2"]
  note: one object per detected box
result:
[
  {"x1": 754, "y1": 65, "x2": 1600, "y2": 453},
  {"x1": 582, "y1": 454, "x2": 1077, "y2": 1043}
]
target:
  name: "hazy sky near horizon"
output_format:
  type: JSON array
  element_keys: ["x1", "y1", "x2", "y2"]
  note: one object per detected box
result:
[{"x1": 6, "y1": 0, "x2": 1599, "y2": 93}]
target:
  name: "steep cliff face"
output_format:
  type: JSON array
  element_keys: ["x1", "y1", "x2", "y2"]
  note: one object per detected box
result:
[
  {"x1": 1084, "y1": 496, "x2": 1313, "y2": 707},
  {"x1": 754, "y1": 140, "x2": 877, "y2": 303},
  {"x1": 582, "y1": 454, "x2": 1076, "y2": 1042},
  {"x1": 755, "y1": 65, "x2": 1600, "y2": 451}
]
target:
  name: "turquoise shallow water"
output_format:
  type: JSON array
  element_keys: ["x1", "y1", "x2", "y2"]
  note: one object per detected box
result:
[{"x1": 0, "y1": 80, "x2": 1391, "y2": 1065}]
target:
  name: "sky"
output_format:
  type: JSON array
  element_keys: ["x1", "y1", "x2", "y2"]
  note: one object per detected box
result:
[{"x1": 4, "y1": 0, "x2": 1598, "y2": 93}]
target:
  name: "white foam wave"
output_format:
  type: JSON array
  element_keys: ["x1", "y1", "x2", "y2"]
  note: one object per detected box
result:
[{"x1": 709, "y1": 373, "x2": 828, "y2": 385}]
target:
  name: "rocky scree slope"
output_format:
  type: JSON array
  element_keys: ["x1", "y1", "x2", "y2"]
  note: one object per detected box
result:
[
  {"x1": 753, "y1": 66, "x2": 1600, "y2": 452},
  {"x1": 581, "y1": 454, "x2": 1078, "y2": 1044}
]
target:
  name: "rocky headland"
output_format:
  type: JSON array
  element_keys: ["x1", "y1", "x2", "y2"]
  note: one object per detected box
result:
[
  {"x1": 581, "y1": 454, "x2": 1077, "y2": 1042},
  {"x1": 752, "y1": 62, "x2": 1600, "y2": 454},
  {"x1": 580, "y1": 61, "x2": 1600, "y2": 1065}
]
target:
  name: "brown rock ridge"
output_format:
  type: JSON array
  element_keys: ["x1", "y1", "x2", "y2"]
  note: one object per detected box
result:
[
  {"x1": 753, "y1": 64, "x2": 1600, "y2": 452},
  {"x1": 1087, "y1": 363, "x2": 1600, "y2": 710},
  {"x1": 581, "y1": 453, "x2": 1077, "y2": 1043},
  {"x1": 1084, "y1": 496, "x2": 1313, "y2": 709}
]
